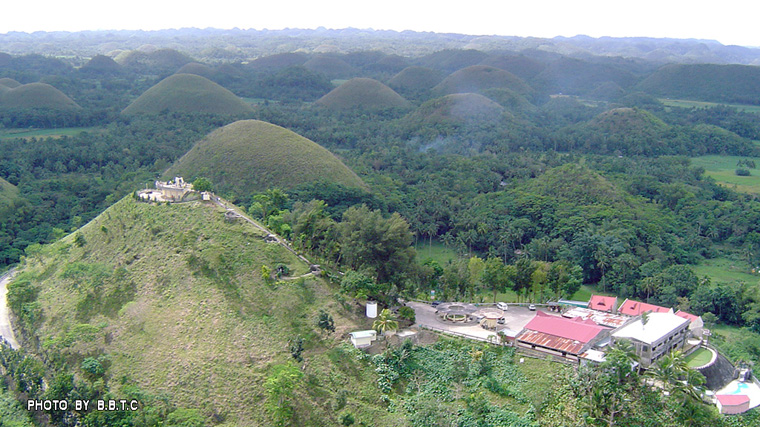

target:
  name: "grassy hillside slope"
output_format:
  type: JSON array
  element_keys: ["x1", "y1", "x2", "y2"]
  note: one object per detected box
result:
[
  {"x1": 165, "y1": 119, "x2": 366, "y2": 199},
  {"x1": 11, "y1": 197, "x2": 395, "y2": 426},
  {"x1": 0, "y1": 177, "x2": 19, "y2": 210},
  {"x1": 122, "y1": 73, "x2": 253, "y2": 115}
]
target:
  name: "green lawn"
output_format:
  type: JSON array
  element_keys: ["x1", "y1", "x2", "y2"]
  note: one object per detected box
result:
[
  {"x1": 691, "y1": 155, "x2": 760, "y2": 195},
  {"x1": 685, "y1": 347, "x2": 713, "y2": 368},
  {"x1": 661, "y1": 98, "x2": 760, "y2": 114},
  {"x1": 693, "y1": 257, "x2": 759, "y2": 285},
  {"x1": 0, "y1": 127, "x2": 100, "y2": 140},
  {"x1": 416, "y1": 240, "x2": 459, "y2": 265}
]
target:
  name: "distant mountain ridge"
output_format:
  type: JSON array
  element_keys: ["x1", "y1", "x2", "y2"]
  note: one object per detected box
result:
[{"x1": 1, "y1": 28, "x2": 759, "y2": 65}]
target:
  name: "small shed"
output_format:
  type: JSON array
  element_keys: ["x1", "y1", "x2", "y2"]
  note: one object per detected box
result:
[
  {"x1": 716, "y1": 394, "x2": 750, "y2": 414},
  {"x1": 349, "y1": 330, "x2": 377, "y2": 349}
]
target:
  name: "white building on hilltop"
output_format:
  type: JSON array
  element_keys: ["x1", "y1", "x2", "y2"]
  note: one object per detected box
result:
[{"x1": 138, "y1": 177, "x2": 195, "y2": 202}]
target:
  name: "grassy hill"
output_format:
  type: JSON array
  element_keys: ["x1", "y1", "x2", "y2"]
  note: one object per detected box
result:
[
  {"x1": 530, "y1": 57, "x2": 638, "y2": 96},
  {"x1": 114, "y1": 48, "x2": 195, "y2": 71},
  {"x1": 0, "y1": 177, "x2": 20, "y2": 214},
  {"x1": 79, "y1": 55, "x2": 122, "y2": 75},
  {"x1": 248, "y1": 52, "x2": 308, "y2": 70},
  {"x1": 121, "y1": 73, "x2": 253, "y2": 115},
  {"x1": 387, "y1": 66, "x2": 442, "y2": 93},
  {"x1": 588, "y1": 107, "x2": 667, "y2": 134},
  {"x1": 433, "y1": 65, "x2": 533, "y2": 96},
  {"x1": 10, "y1": 197, "x2": 396, "y2": 426},
  {"x1": 407, "y1": 93, "x2": 507, "y2": 126},
  {"x1": 175, "y1": 62, "x2": 216, "y2": 79},
  {"x1": 165, "y1": 119, "x2": 366, "y2": 198},
  {"x1": 316, "y1": 78, "x2": 409, "y2": 110},
  {"x1": 303, "y1": 54, "x2": 356, "y2": 79},
  {"x1": 416, "y1": 49, "x2": 489, "y2": 73},
  {"x1": 479, "y1": 54, "x2": 546, "y2": 80},
  {"x1": 0, "y1": 83, "x2": 81, "y2": 111},
  {"x1": 636, "y1": 63, "x2": 760, "y2": 105},
  {"x1": 0, "y1": 77, "x2": 21, "y2": 88}
]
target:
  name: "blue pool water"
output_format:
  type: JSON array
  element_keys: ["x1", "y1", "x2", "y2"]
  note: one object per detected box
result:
[{"x1": 726, "y1": 382, "x2": 750, "y2": 395}]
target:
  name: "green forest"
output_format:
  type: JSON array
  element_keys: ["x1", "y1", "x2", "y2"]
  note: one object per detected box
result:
[{"x1": 3, "y1": 32, "x2": 760, "y2": 426}]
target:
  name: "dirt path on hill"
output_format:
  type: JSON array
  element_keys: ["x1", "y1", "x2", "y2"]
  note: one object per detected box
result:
[
  {"x1": 0, "y1": 269, "x2": 20, "y2": 349},
  {"x1": 210, "y1": 196, "x2": 316, "y2": 273}
]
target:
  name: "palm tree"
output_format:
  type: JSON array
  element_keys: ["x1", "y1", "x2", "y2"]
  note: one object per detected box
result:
[
  {"x1": 373, "y1": 309, "x2": 399, "y2": 336},
  {"x1": 595, "y1": 246, "x2": 612, "y2": 292}
]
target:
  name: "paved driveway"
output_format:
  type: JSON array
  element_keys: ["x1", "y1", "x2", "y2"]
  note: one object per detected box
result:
[{"x1": 408, "y1": 301, "x2": 542, "y2": 341}]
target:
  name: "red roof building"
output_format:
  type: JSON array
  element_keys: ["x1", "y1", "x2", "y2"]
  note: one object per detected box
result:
[
  {"x1": 618, "y1": 299, "x2": 671, "y2": 317},
  {"x1": 716, "y1": 394, "x2": 750, "y2": 414},
  {"x1": 588, "y1": 295, "x2": 618, "y2": 313},
  {"x1": 516, "y1": 312, "x2": 608, "y2": 359}
]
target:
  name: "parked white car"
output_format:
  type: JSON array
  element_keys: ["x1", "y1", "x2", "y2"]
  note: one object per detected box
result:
[{"x1": 496, "y1": 302, "x2": 509, "y2": 311}]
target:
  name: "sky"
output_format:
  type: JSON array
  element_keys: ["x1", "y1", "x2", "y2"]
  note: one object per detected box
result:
[{"x1": 3, "y1": 0, "x2": 760, "y2": 47}]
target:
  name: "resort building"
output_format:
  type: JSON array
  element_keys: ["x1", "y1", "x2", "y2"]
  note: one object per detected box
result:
[
  {"x1": 588, "y1": 295, "x2": 618, "y2": 313},
  {"x1": 611, "y1": 312, "x2": 690, "y2": 367},
  {"x1": 675, "y1": 310, "x2": 704, "y2": 339},
  {"x1": 516, "y1": 311, "x2": 608, "y2": 361},
  {"x1": 617, "y1": 299, "x2": 671, "y2": 317}
]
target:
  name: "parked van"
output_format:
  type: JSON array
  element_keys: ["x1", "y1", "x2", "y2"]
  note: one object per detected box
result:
[{"x1": 496, "y1": 302, "x2": 509, "y2": 311}]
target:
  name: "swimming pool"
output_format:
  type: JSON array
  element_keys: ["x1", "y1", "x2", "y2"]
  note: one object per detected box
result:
[{"x1": 725, "y1": 382, "x2": 750, "y2": 395}]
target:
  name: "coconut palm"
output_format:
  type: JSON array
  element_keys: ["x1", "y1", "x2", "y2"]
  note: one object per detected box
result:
[{"x1": 373, "y1": 309, "x2": 399, "y2": 336}]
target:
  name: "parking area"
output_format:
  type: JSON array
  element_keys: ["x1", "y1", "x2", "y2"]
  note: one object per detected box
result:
[{"x1": 407, "y1": 302, "x2": 543, "y2": 341}]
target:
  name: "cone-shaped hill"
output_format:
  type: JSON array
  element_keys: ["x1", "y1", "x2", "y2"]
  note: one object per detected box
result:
[
  {"x1": 248, "y1": 52, "x2": 308, "y2": 70},
  {"x1": 408, "y1": 93, "x2": 508, "y2": 126},
  {"x1": 114, "y1": 48, "x2": 194, "y2": 71},
  {"x1": 588, "y1": 107, "x2": 668, "y2": 134},
  {"x1": 79, "y1": 55, "x2": 122, "y2": 75},
  {"x1": 165, "y1": 120, "x2": 365, "y2": 198},
  {"x1": 387, "y1": 66, "x2": 442, "y2": 93},
  {"x1": 433, "y1": 65, "x2": 533, "y2": 96},
  {"x1": 0, "y1": 78, "x2": 21, "y2": 89},
  {"x1": 303, "y1": 54, "x2": 356, "y2": 78},
  {"x1": 121, "y1": 74, "x2": 253, "y2": 115},
  {"x1": 316, "y1": 78, "x2": 409, "y2": 109},
  {"x1": 0, "y1": 83, "x2": 81, "y2": 110},
  {"x1": 10, "y1": 196, "x2": 392, "y2": 425},
  {"x1": 175, "y1": 62, "x2": 215, "y2": 79}
]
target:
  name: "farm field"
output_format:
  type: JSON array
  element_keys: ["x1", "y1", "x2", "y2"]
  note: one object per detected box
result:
[
  {"x1": 691, "y1": 155, "x2": 760, "y2": 194},
  {"x1": 661, "y1": 98, "x2": 760, "y2": 113},
  {"x1": 0, "y1": 127, "x2": 100, "y2": 140}
]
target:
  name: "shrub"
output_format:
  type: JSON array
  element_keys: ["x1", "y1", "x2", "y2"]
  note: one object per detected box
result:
[{"x1": 736, "y1": 168, "x2": 751, "y2": 176}]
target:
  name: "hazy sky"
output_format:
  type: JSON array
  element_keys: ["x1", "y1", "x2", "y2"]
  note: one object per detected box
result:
[{"x1": 3, "y1": 0, "x2": 759, "y2": 47}]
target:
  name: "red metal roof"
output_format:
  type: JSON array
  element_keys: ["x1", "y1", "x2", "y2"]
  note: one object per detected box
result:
[
  {"x1": 521, "y1": 311, "x2": 606, "y2": 343},
  {"x1": 588, "y1": 295, "x2": 617, "y2": 312},
  {"x1": 675, "y1": 310, "x2": 699, "y2": 323},
  {"x1": 517, "y1": 330, "x2": 587, "y2": 355},
  {"x1": 618, "y1": 299, "x2": 670, "y2": 316},
  {"x1": 717, "y1": 395, "x2": 750, "y2": 406}
]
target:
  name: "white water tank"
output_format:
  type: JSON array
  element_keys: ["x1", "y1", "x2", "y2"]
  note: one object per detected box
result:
[{"x1": 366, "y1": 301, "x2": 378, "y2": 318}]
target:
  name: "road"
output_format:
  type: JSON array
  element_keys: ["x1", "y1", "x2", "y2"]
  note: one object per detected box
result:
[{"x1": 0, "y1": 269, "x2": 19, "y2": 349}]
